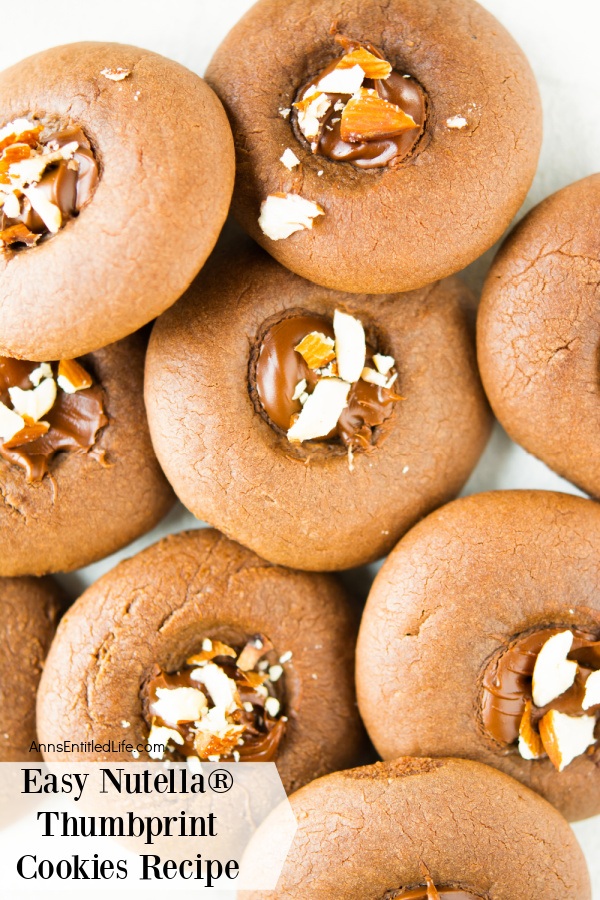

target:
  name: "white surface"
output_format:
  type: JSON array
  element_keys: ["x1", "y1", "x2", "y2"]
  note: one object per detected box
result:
[{"x1": 3, "y1": 0, "x2": 599, "y2": 896}]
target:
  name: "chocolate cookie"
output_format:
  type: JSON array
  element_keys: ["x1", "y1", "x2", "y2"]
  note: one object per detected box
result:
[
  {"x1": 0, "y1": 42, "x2": 234, "y2": 360},
  {"x1": 242, "y1": 758, "x2": 590, "y2": 899},
  {"x1": 205, "y1": 0, "x2": 541, "y2": 294},
  {"x1": 144, "y1": 235, "x2": 491, "y2": 571},
  {"x1": 37, "y1": 528, "x2": 367, "y2": 793},
  {"x1": 477, "y1": 175, "x2": 600, "y2": 498},
  {"x1": 356, "y1": 491, "x2": 600, "y2": 822},
  {"x1": 0, "y1": 331, "x2": 174, "y2": 576},
  {"x1": 0, "y1": 576, "x2": 61, "y2": 762}
]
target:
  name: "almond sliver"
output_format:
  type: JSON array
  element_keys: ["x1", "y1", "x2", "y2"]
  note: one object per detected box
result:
[
  {"x1": 0, "y1": 401, "x2": 26, "y2": 442},
  {"x1": 539, "y1": 709, "x2": 597, "y2": 772},
  {"x1": 582, "y1": 670, "x2": 600, "y2": 711},
  {"x1": 361, "y1": 366, "x2": 388, "y2": 387},
  {"x1": 294, "y1": 331, "x2": 335, "y2": 369},
  {"x1": 532, "y1": 630, "x2": 578, "y2": 708},
  {"x1": 340, "y1": 87, "x2": 417, "y2": 142},
  {"x1": 337, "y1": 47, "x2": 392, "y2": 80},
  {"x1": 518, "y1": 700, "x2": 545, "y2": 760},
  {"x1": 334, "y1": 309, "x2": 366, "y2": 383},
  {"x1": 9, "y1": 376, "x2": 57, "y2": 422},
  {"x1": 317, "y1": 63, "x2": 365, "y2": 95},
  {"x1": 57, "y1": 358, "x2": 93, "y2": 393},
  {"x1": 287, "y1": 377, "x2": 350, "y2": 443}
]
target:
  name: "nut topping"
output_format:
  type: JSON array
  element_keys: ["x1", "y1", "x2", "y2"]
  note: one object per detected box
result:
[
  {"x1": 294, "y1": 332, "x2": 336, "y2": 369},
  {"x1": 258, "y1": 192, "x2": 324, "y2": 241},
  {"x1": 532, "y1": 630, "x2": 578, "y2": 708},
  {"x1": 340, "y1": 88, "x2": 417, "y2": 143},
  {"x1": 538, "y1": 709, "x2": 597, "y2": 772},
  {"x1": 336, "y1": 46, "x2": 392, "y2": 80},
  {"x1": 287, "y1": 377, "x2": 351, "y2": 443}
]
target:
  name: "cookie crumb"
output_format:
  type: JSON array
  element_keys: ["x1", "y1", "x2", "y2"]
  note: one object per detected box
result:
[
  {"x1": 446, "y1": 115, "x2": 468, "y2": 129},
  {"x1": 280, "y1": 148, "x2": 300, "y2": 170},
  {"x1": 100, "y1": 67, "x2": 131, "y2": 82}
]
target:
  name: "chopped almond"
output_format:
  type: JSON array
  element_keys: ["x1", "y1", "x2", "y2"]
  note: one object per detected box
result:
[
  {"x1": 287, "y1": 377, "x2": 350, "y2": 443},
  {"x1": 294, "y1": 92, "x2": 331, "y2": 141},
  {"x1": 372, "y1": 353, "x2": 395, "y2": 375},
  {"x1": 582, "y1": 670, "x2": 600, "y2": 711},
  {"x1": 518, "y1": 700, "x2": 545, "y2": 760},
  {"x1": 292, "y1": 379, "x2": 307, "y2": 401},
  {"x1": 317, "y1": 63, "x2": 365, "y2": 95},
  {"x1": 187, "y1": 640, "x2": 237, "y2": 665},
  {"x1": 539, "y1": 709, "x2": 597, "y2": 772},
  {"x1": 258, "y1": 193, "x2": 324, "y2": 241},
  {"x1": 532, "y1": 630, "x2": 578, "y2": 708},
  {"x1": 237, "y1": 635, "x2": 271, "y2": 671},
  {"x1": 147, "y1": 722, "x2": 184, "y2": 760},
  {"x1": 280, "y1": 148, "x2": 300, "y2": 169},
  {"x1": 0, "y1": 119, "x2": 42, "y2": 154},
  {"x1": 0, "y1": 223, "x2": 39, "y2": 249},
  {"x1": 8, "y1": 376, "x2": 57, "y2": 423},
  {"x1": 337, "y1": 47, "x2": 392, "y2": 80},
  {"x1": 153, "y1": 686, "x2": 208, "y2": 727},
  {"x1": 0, "y1": 401, "x2": 26, "y2": 442},
  {"x1": 57, "y1": 358, "x2": 93, "y2": 394},
  {"x1": 361, "y1": 366, "x2": 388, "y2": 387},
  {"x1": 22, "y1": 187, "x2": 61, "y2": 233},
  {"x1": 333, "y1": 309, "x2": 366, "y2": 383},
  {"x1": 294, "y1": 331, "x2": 336, "y2": 369},
  {"x1": 100, "y1": 67, "x2": 131, "y2": 81},
  {"x1": 340, "y1": 87, "x2": 417, "y2": 142},
  {"x1": 3, "y1": 421, "x2": 50, "y2": 449}
]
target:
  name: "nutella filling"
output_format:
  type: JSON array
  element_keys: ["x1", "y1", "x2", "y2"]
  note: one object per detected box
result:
[
  {"x1": 481, "y1": 626, "x2": 600, "y2": 768},
  {"x1": 0, "y1": 119, "x2": 98, "y2": 251},
  {"x1": 254, "y1": 312, "x2": 399, "y2": 452},
  {"x1": 143, "y1": 635, "x2": 288, "y2": 763},
  {"x1": 292, "y1": 35, "x2": 426, "y2": 169},
  {"x1": 0, "y1": 357, "x2": 107, "y2": 482}
]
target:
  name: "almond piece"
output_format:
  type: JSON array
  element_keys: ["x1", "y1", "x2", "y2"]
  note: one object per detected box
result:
[
  {"x1": 29, "y1": 363, "x2": 53, "y2": 386},
  {"x1": 582, "y1": 670, "x2": 600, "y2": 711},
  {"x1": 258, "y1": 193, "x2": 324, "y2": 241},
  {"x1": 294, "y1": 331, "x2": 336, "y2": 369},
  {"x1": 147, "y1": 722, "x2": 185, "y2": 759},
  {"x1": 22, "y1": 187, "x2": 62, "y2": 233},
  {"x1": 100, "y1": 67, "x2": 131, "y2": 81},
  {"x1": 153, "y1": 686, "x2": 208, "y2": 727},
  {"x1": 57, "y1": 358, "x2": 93, "y2": 393},
  {"x1": 280, "y1": 148, "x2": 300, "y2": 170},
  {"x1": 0, "y1": 223, "x2": 39, "y2": 249},
  {"x1": 532, "y1": 630, "x2": 578, "y2": 709},
  {"x1": 340, "y1": 87, "x2": 417, "y2": 142},
  {"x1": 237, "y1": 636, "x2": 270, "y2": 672},
  {"x1": 0, "y1": 401, "x2": 26, "y2": 442},
  {"x1": 3, "y1": 421, "x2": 50, "y2": 449},
  {"x1": 446, "y1": 115, "x2": 468, "y2": 129},
  {"x1": 187, "y1": 640, "x2": 237, "y2": 665},
  {"x1": 190, "y1": 663, "x2": 239, "y2": 713},
  {"x1": 361, "y1": 366, "x2": 388, "y2": 387},
  {"x1": 372, "y1": 353, "x2": 395, "y2": 375},
  {"x1": 518, "y1": 700, "x2": 545, "y2": 760},
  {"x1": 0, "y1": 119, "x2": 42, "y2": 154},
  {"x1": 333, "y1": 309, "x2": 366, "y2": 383},
  {"x1": 294, "y1": 92, "x2": 331, "y2": 141},
  {"x1": 194, "y1": 706, "x2": 245, "y2": 759},
  {"x1": 292, "y1": 379, "x2": 307, "y2": 401},
  {"x1": 317, "y1": 63, "x2": 365, "y2": 95},
  {"x1": 539, "y1": 709, "x2": 597, "y2": 771},
  {"x1": 337, "y1": 47, "x2": 392, "y2": 80},
  {"x1": 287, "y1": 377, "x2": 350, "y2": 443},
  {"x1": 9, "y1": 376, "x2": 57, "y2": 423}
]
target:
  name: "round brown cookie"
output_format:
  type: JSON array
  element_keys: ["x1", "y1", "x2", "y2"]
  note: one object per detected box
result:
[
  {"x1": 0, "y1": 41, "x2": 234, "y2": 360},
  {"x1": 205, "y1": 0, "x2": 541, "y2": 294},
  {"x1": 356, "y1": 490, "x2": 600, "y2": 822},
  {"x1": 0, "y1": 576, "x2": 61, "y2": 762},
  {"x1": 0, "y1": 331, "x2": 174, "y2": 576},
  {"x1": 144, "y1": 235, "x2": 491, "y2": 571},
  {"x1": 478, "y1": 175, "x2": 600, "y2": 498},
  {"x1": 37, "y1": 528, "x2": 368, "y2": 793},
  {"x1": 241, "y1": 757, "x2": 590, "y2": 899}
]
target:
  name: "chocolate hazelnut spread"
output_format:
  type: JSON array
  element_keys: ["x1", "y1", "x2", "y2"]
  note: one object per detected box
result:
[
  {"x1": 481, "y1": 627, "x2": 600, "y2": 748},
  {"x1": 0, "y1": 121, "x2": 98, "y2": 250},
  {"x1": 293, "y1": 36, "x2": 426, "y2": 168},
  {"x1": 255, "y1": 313, "x2": 398, "y2": 449},
  {"x1": 0, "y1": 357, "x2": 107, "y2": 481},
  {"x1": 143, "y1": 635, "x2": 287, "y2": 763}
]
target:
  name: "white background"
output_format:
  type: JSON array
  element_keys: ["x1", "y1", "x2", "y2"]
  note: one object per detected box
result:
[{"x1": 3, "y1": 1, "x2": 599, "y2": 896}]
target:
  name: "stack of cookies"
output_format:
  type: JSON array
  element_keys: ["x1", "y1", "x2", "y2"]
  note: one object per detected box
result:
[{"x1": 1, "y1": 1, "x2": 598, "y2": 897}]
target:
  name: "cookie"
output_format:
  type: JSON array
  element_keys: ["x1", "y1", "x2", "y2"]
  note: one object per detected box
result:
[
  {"x1": 356, "y1": 491, "x2": 600, "y2": 822},
  {"x1": 37, "y1": 528, "x2": 367, "y2": 794},
  {"x1": 144, "y1": 234, "x2": 491, "y2": 571},
  {"x1": 478, "y1": 175, "x2": 600, "y2": 498},
  {"x1": 205, "y1": 0, "x2": 541, "y2": 294},
  {"x1": 0, "y1": 42, "x2": 235, "y2": 360},
  {"x1": 0, "y1": 576, "x2": 61, "y2": 762},
  {"x1": 0, "y1": 331, "x2": 174, "y2": 576},
  {"x1": 241, "y1": 758, "x2": 590, "y2": 899}
]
